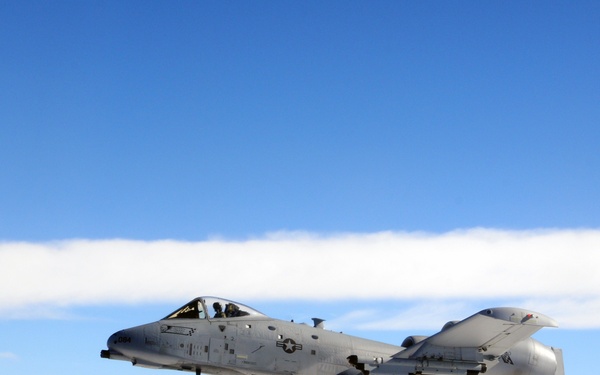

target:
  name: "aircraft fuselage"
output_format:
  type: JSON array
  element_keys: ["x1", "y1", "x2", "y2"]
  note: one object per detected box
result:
[
  {"x1": 103, "y1": 316, "x2": 399, "y2": 374},
  {"x1": 101, "y1": 297, "x2": 564, "y2": 375}
]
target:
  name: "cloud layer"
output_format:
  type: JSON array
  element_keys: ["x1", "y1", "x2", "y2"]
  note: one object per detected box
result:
[{"x1": 1, "y1": 228, "x2": 598, "y2": 327}]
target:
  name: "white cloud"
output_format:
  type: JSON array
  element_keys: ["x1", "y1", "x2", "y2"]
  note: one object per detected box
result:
[
  {"x1": 0, "y1": 352, "x2": 18, "y2": 360},
  {"x1": 325, "y1": 297, "x2": 600, "y2": 332},
  {"x1": 334, "y1": 301, "x2": 473, "y2": 331},
  {"x1": 1, "y1": 228, "x2": 599, "y2": 328}
]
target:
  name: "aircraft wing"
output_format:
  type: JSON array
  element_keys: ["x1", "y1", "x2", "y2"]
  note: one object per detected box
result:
[{"x1": 374, "y1": 307, "x2": 558, "y2": 375}]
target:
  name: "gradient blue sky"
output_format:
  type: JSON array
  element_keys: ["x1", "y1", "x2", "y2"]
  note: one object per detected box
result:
[{"x1": 1, "y1": 1, "x2": 599, "y2": 375}]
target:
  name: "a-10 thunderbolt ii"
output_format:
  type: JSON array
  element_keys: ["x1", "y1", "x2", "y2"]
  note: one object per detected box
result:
[{"x1": 101, "y1": 296, "x2": 564, "y2": 375}]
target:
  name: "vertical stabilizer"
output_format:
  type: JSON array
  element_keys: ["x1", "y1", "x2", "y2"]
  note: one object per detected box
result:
[{"x1": 553, "y1": 348, "x2": 565, "y2": 375}]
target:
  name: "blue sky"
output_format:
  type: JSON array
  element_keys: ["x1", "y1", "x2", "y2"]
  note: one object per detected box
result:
[{"x1": 0, "y1": 1, "x2": 599, "y2": 375}]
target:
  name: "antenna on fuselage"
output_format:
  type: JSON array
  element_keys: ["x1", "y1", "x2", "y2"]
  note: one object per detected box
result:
[{"x1": 312, "y1": 318, "x2": 325, "y2": 329}]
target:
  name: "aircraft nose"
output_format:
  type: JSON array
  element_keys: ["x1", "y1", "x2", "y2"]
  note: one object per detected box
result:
[
  {"x1": 107, "y1": 330, "x2": 124, "y2": 350},
  {"x1": 101, "y1": 330, "x2": 130, "y2": 360},
  {"x1": 103, "y1": 324, "x2": 159, "y2": 360},
  {"x1": 108, "y1": 328, "x2": 144, "y2": 350}
]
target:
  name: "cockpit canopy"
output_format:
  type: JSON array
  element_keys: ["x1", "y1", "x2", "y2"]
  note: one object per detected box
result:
[{"x1": 163, "y1": 297, "x2": 267, "y2": 320}]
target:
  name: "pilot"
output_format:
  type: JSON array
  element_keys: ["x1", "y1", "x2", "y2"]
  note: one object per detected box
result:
[
  {"x1": 225, "y1": 303, "x2": 249, "y2": 317},
  {"x1": 225, "y1": 303, "x2": 236, "y2": 317},
  {"x1": 213, "y1": 302, "x2": 226, "y2": 318},
  {"x1": 225, "y1": 303, "x2": 240, "y2": 317}
]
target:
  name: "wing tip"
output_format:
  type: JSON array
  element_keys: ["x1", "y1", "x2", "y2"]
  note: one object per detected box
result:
[{"x1": 479, "y1": 307, "x2": 559, "y2": 327}]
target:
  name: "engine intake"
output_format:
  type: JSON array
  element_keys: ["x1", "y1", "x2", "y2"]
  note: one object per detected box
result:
[{"x1": 401, "y1": 335, "x2": 428, "y2": 348}]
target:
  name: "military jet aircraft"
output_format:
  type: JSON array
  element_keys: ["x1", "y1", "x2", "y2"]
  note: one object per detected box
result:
[{"x1": 101, "y1": 296, "x2": 564, "y2": 375}]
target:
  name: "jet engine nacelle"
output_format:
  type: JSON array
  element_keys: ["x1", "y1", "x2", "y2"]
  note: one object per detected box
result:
[
  {"x1": 441, "y1": 320, "x2": 460, "y2": 331},
  {"x1": 400, "y1": 335, "x2": 428, "y2": 348},
  {"x1": 502, "y1": 338, "x2": 563, "y2": 375},
  {"x1": 400, "y1": 320, "x2": 460, "y2": 349}
]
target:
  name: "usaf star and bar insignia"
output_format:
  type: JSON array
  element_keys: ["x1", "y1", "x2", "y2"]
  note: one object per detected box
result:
[{"x1": 276, "y1": 338, "x2": 303, "y2": 354}]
